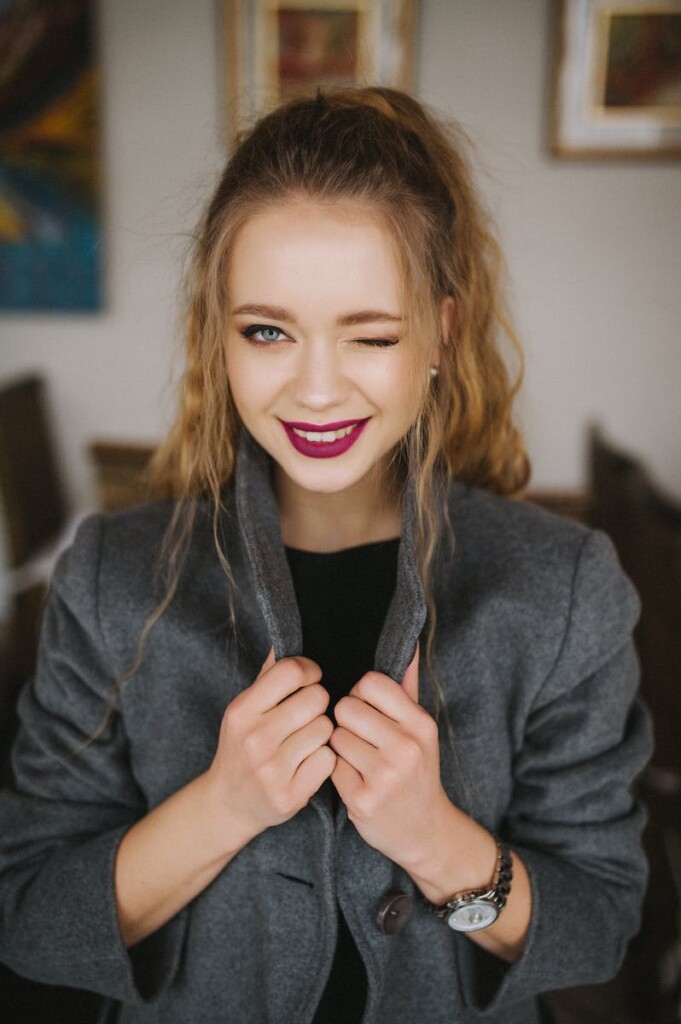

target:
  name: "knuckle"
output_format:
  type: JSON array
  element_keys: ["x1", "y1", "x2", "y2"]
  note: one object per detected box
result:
[
  {"x1": 333, "y1": 700, "x2": 345, "y2": 723},
  {"x1": 223, "y1": 695, "x2": 245, "y2": 728},
  {"x1": 377, "y1": 762, "x2": 399, "y2": 791},
  {"x1": 292, "y1": 655, "x2": 322, "y2": 683},
  {"x1": 316, "y1": 744, "x2": 336, "y2": 773},
  {"x1": 272, "y1": 790, "x2": 295, "y2": 818},
  {"x1": 352, "y1": 676, "x2": 370, "y2": 701},
  {"x1": 308, "y1": 682, "x2": 330, "y2": 709},
  {"x1": 319, "y1": 715, "x2": 335, "y2": 741},
  {"x1": 324, "y1": 749, "x2": 337, "y2": 776},
  {"x1": 264, "y1": 768, "x2": 296, "y2": 817},
  {"x1": 418, "y1": 711, "x2": 439, "y2": 742},
  {"x1": 243, "y1": 729, "x2": 267, "y2": 764},
  {"x1": 334, "y1": 695, "x2": 352, "y2": 719},
  {"x1": 402, "y1": 735, "x2": 423, "y2": 766},
  {"x1": 279, "y1": 657, "x2": 308, "y2": 689},
  {"x1": 354, "y1": 791, "x2": 374, "y2": 819},
  {"x1": 360, "y1": 670, "x2": 383, "y2": 691}
]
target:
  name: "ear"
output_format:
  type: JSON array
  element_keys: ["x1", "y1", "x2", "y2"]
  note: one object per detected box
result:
[
  {"x1": 439, "y1": 295, "x2": 456, "y2": 350},
  {"x1": 401, "y1": 640, "x2": 420, "y2": 703}
]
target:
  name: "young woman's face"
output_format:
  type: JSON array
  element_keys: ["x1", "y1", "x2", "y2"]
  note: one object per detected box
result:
[{"x1": 224, "y1": 199, "x2": 441, "y2": 499}]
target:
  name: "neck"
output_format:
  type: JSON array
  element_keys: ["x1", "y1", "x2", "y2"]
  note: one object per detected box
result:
[{"x1": 275, "y1": 463, "x2": 404, "y2": 553}]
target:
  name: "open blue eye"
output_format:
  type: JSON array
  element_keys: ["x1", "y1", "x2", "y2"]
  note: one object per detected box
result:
[{"x1": 242, "y1": 325, "x2": 286, "y2": 344}]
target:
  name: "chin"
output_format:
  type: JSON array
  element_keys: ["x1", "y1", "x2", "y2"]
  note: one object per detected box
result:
[{"x1": 279, "y1": 451, "x2": 373, "y2": 488}]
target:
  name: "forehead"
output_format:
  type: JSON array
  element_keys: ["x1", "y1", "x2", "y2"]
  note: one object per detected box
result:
[{"x1": 228, "y1": 200, "x2": 405, "y2": 311}]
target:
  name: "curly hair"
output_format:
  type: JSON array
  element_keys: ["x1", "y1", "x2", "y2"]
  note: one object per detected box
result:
[{"x1": 82, "y1": 86, "x2": 530, "y2": 753}]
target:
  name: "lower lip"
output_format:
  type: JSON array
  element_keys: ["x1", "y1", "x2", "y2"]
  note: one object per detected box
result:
[{"x1": 282, "y1": 419, "x2": 370, "y2": 459}]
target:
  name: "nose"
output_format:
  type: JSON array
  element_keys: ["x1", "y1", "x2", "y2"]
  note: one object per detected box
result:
[{"x1": 290, "y1": 339, "x2": 351, "y2": 412}]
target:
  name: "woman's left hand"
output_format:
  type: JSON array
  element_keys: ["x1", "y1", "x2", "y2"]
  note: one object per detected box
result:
[{"x1": 329, "y1": 641, "x2": 452, "y2": 869}]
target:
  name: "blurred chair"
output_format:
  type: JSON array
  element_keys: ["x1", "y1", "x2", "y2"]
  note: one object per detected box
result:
[
  {"x1": 88, "y1": 438, "x2": 158, "y2": 510},
  {"x1": 0, "y1": 374, "x2": 102, "y2": 1024},
  {"x1": 589, "y1": 424, "x2": 681, "y2": 1022},
  {"x1": 0, "y1": 375, "x2": 66, "y2": 569},
  {"x1": 589, "y1": 424, "x2": 643, "y2": 578},
  {"x1": 589, "y1": 424, "x2": 681, "y2": 770},
  {"x1": 0, "y1": 375, "x2": 84, "y2": 765}
]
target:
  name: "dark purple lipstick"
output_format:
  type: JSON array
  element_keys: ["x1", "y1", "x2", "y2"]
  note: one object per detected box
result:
[{"x1": 280, "y1": 417, "x2": 370, "y2": 459}]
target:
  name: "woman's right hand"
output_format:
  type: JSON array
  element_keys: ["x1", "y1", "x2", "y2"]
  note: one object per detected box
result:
[{"x1": 205, "y1": 647, "x2": 337, "y2": 845}]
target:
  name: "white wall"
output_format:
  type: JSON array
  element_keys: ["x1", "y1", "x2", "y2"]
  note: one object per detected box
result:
[
  {"x1": 419, "y1": 0, "x2": 681, "y2": 499},
  {"x1": 0, "y1": 0, "x2": 226, "y2": 512},
  {"x1": 1, "y1": 0, "x2": 680, "y2": 517}
]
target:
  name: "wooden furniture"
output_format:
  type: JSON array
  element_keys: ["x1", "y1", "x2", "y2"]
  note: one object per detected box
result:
[
  {"x1": 588, "y1": 425, "x2": 681, "y2": 1024},
  {"x1": 0, "y1": 376, "x2": 71, "y2": 743},
  {"x1": 0, "y1": 376, "x2": 67, "y2": 569},
  {"x1": 88, "y1": 439, "x2": 161, "y2": 510},
  {"x1": 589, "y1": 426, "x2": 681, "y2": 773},
  {"x1": 0, "y1": 377, "x2": 105, "y2": 1021}
]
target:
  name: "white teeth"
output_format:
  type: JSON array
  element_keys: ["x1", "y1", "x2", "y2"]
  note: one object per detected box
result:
[{"x1": 292, "y1": 423, "x2": 358, "y2": 443}]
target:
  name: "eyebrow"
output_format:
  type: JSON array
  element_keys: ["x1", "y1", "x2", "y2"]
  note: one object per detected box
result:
[{"x1": 231, "y1": 303, "x2": 404, "y2": 326}]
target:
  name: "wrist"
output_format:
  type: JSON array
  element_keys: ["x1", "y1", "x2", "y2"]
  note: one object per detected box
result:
[
  {"x1": 198, "y1": 769, "x2": 258, "y2": 862},
  {"x1": 403, "y1": 799, "x2": 499, "y2": 906},
  {"x1": 424, "y1": 836, "x2": 513, "y2": 933}
]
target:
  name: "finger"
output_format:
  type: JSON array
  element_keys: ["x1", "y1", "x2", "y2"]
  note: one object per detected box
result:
[
  {"x1": 331, "y1": 754, "x2": 363, "y2": 805},
  {"x1": 328, "y1": 726, "x2": 378, "y2": 779},
  {"x1": 401, "y1": 641, "x2": 420, "y2": 704},
  {"x1": 292, "y1": 743, "x2": 336, "y2": 800},
  {"x1": 334, "y1": 694, "x2": 399, "y2": 749},
  {"x1": 347, "y1": 672, "x2": 418, "y2": 725},
  {"x1": 280, "y1": 714, "x2": 334, "y2": 776},
  {"x1": 259, "y1": 645, "x2": 277, "y2": 676},
  {"x1": 248, "y1": 654, "x2": 323, "y2": 714},
  {"x1": 265, "y1": 683, "x2": 330, "y2": 747}
]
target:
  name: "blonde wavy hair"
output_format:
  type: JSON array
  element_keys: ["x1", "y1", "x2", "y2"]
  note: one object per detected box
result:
[{"x1": 85, "y1": 86, "x2": 530, "y2": 753}]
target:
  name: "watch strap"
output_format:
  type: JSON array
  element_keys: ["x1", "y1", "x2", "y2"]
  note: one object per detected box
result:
[{"x1": 424, "y1": 835, "x2": 513, "y2": 925}]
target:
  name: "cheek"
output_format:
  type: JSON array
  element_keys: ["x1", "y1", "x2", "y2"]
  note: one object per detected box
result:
[
  {"x1": 379, "y1": 360, "x2": 426, "y2": 423},
  {"x1": 225, "y1": 343, "x2": 276, "y2": 411}
]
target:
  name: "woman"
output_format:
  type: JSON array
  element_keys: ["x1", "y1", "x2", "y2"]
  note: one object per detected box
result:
[{"x1": 0, "y1": 87, "x2": 651, "y2": 1023}]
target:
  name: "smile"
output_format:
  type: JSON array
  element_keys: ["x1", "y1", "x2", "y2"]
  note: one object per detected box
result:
[{"x1": 281, "y1": 418, "x2": 370, "y2": 459}]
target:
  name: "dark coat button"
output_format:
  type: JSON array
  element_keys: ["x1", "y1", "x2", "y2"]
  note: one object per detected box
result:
[{"x1": 376, "y1": 891, "x2": 413, "y2": 935}]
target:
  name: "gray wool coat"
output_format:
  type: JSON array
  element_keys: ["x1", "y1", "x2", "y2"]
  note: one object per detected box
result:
[{"x1": 0, "y1": 427, "x2": 652, "y2": 1023}]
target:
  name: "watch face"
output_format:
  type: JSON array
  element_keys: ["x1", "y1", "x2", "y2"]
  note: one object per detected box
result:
[{"x1": 446, "y1": 900, "x2": 499, "y2": 932}]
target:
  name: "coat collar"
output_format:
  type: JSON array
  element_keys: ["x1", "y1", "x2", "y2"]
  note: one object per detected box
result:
[{"x1": 234, "y1": 425, "x2": 428, "y2": 686}]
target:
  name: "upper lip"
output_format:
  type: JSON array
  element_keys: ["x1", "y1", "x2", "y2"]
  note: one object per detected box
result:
[{"x1": 282, "y1": 418, "x2": 369, "y2": 431}]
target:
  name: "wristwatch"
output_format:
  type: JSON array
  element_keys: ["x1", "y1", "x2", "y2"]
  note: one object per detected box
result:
[{"x1": 425, "y1": 836, "x2": 513, "y2": 932}]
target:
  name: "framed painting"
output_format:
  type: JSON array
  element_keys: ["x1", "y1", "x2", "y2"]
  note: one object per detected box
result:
[
  {"x1": 0, "y1": 0, "x2": 103, "y2": 311},
  {"x1": 221, "y1": 0, "x2": 418, "y2": 142},
  {"x1": 550, "y1": 0, "x2": 681, "y2": 158}
]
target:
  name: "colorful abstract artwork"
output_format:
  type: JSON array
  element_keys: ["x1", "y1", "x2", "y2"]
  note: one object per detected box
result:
[{"x1": 0, "y1": 0, "x2": 102, "y2": 312}]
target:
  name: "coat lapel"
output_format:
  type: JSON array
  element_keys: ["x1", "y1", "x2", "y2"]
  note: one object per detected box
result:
[
  {"x1": 234, "y1": 425, "x2": 428, "y2": 680},
  {"x1": 233, "y1": 426, "x2": 431, "y2": 1009}
]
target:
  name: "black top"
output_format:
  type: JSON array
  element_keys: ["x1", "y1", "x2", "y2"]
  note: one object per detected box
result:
[{"x1": 284, "y1": 537, "x2": 400, "y2": 1024}]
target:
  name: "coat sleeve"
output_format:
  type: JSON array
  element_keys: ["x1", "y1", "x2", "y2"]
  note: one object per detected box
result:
[
  {"x1": 454, "y1": 528, "x2": 653, "y2": 1012},
  {"x1": 0, "y1": 514, "x2": 188, "y2": 1004}
]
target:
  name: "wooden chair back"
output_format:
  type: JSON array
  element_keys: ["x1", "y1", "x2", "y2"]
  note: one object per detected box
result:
[
  {"x1": 0, "y1": 375, "x2": 67, "y2": 568},
  {"x1": 589, "y1": 424, "x2": 681, "y2": 770},
  {"x1": 632, "y1": 482, "x2": 681, "y2": 773}
]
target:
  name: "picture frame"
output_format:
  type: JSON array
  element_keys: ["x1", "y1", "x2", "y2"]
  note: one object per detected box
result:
[
  {"x1": 221, "y1": 0, "x2": 418, "y2": 144},
  {"x1": 550, "y1": 0, "x2": 681, "y2": 158},
  {"x1": 0, "y1": 0, "x2": 103, "y2": 311}
]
